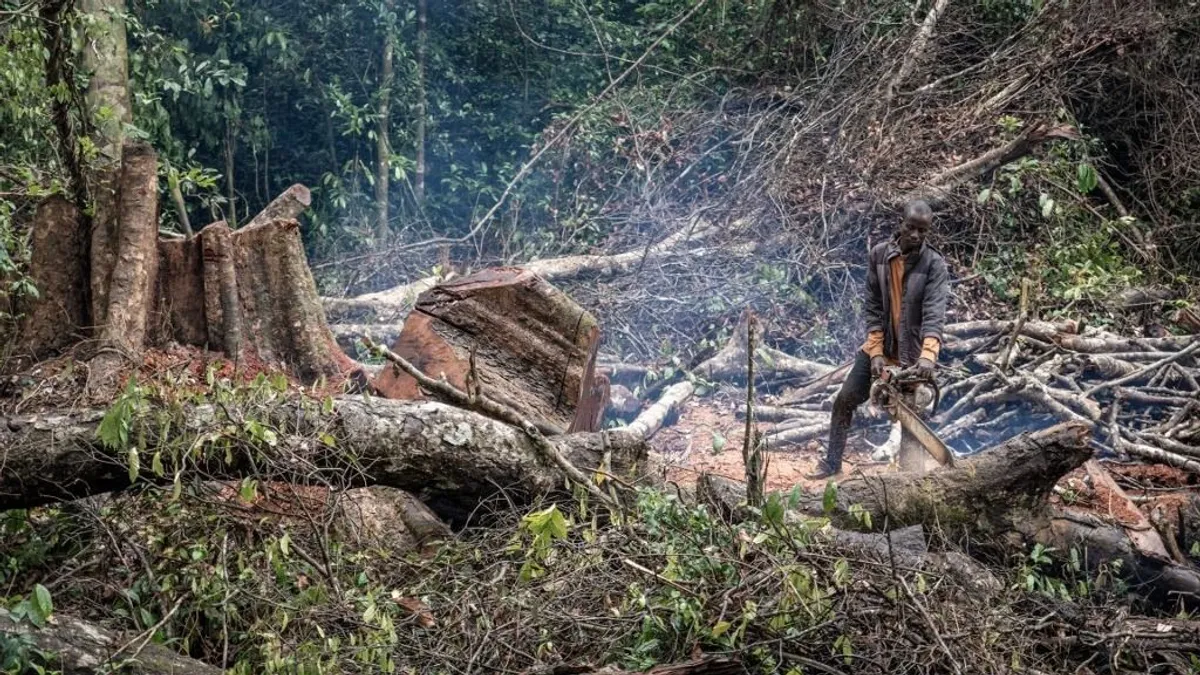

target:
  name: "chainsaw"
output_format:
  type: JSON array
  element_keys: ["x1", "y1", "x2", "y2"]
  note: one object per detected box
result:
[{"x1": 869, "y1": 365, "x2": 954, "y2": 467}]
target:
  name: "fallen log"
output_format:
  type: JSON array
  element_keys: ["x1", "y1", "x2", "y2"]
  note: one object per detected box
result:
[
  {"x1": 0, "y1": 398, "x2": 647, "y2": 525},
  {"x1": 0, "y1": 608, "x2": 220, "y2": 675},
  {"x1": 370, "y1": 268, "x2": 608, "y2": 434}
]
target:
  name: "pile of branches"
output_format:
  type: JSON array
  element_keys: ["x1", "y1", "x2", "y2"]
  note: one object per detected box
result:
[{"x1": 722, "y1": 320, "x2": 1199, "y2": 464}]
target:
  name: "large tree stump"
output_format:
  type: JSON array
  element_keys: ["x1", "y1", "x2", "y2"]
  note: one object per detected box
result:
[
  {"x1": 87, "y1": 141, "x2": 160, "y2": 394},
  {"x1": 17, "y1": 196, "x2": 87, "y2": 359},
  {"x1": 372, "y1": 268, "x2": 608, "y2": 434}
]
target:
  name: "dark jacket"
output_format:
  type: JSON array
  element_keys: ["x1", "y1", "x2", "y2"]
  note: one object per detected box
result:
[{"x1": 863, "y1": 240, "x2": 949, "y2": 366}]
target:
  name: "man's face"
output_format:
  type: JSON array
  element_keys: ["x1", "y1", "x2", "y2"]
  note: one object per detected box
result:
[{"x1": 898, "y1": 214, "x2": 931, "y2": 254}]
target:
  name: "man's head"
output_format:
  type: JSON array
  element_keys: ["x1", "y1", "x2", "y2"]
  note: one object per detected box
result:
[{"x1": 898, "y1": 200, "x2": 933, "y2": 254}]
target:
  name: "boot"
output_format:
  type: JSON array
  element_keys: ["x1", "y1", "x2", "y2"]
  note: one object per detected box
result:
[{"x1": 805, "y1": 457, "x2": 841, "y2": 480}]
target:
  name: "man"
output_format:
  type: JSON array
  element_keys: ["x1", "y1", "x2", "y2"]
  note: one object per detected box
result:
[{"x1": 806, "y1": 200, "x2": 949, "y2": 480}]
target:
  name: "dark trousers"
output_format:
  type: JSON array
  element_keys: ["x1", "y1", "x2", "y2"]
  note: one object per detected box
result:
[{"x1": 822, "y1": 351, "x2": 873, "y2": 471}]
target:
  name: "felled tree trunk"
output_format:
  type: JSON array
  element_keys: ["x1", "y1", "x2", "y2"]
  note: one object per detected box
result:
[
  {"x1": 244, "y1": 183, "x2": 311, "y2": 230},
  {"x1": 372, "y1": 268, "x2": 608, "y2": 433},
  {"x1": 0, "y1": 398, "x2": 647, "y2": 525},
  {"x1": 88, "y1": 141, "x2": 160, "y2": 394},
  {"x1": 700, "y1": 422, "x2": 1200, "y2": 604},
  {"x1": 0, "y1": 608, "x2": 221, "y2": 675},
  {"x1": 17, "y1": 196, "x2": 87, "y2": 359}
]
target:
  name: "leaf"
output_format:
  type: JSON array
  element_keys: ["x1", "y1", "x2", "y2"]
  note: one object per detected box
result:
[
  {"x1": 711, "y1": 431, "x2": 727, "y2": 453},
  {"x1": 711, "y1": 620, "x2": 732, "y2": 638},
  {"x1": 1039, "y1": 193, "x2": 1055, "y2": 219},
  {"x1": 127, "y1": 448, "x2": 140, "y2": 483},
  {"x1": 977, "y1": 187, "x2": 992, "y2": 204},
  {"x1": 239, "y1": 479, "x2": 258, "y2": 503},
  {"x1": 362, "y1": 603, "x2": 377, "y2": 623},
  {"x1": 822, "y1": 481, "x2": 838, "y2": 515},
  {"x1": 1076, "y1": 163, "x2": 1098, "y2": 194},
  {"x1": 279, "y1": 531, "x2": 291, "y2": 557},
  {"x1": 151, "y1": 451, "x2": 164, "y2": 477},
  {"x1": 32, "y1": 584, "x2": 52, "y2": 621}
]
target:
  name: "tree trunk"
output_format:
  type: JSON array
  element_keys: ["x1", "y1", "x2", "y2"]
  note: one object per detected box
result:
[
  {"x1": 17, "y1": 197, "x2": 87, "y2": 359},
  {"x1": 375, "y1": 0, "x2": 395, "y2": 239},
  {"x1": 0, "y1": 609, "x2": 221, "y2": 675},
  {"x1": 0, "y1": 398, "x2": 647, "y2": 525},
  {"x1": 415, "y1": 0, "x2": 428, "y2": 206},
  {"x1": 200, "y1": 221, "x2": 242, "y2": 357},
  {"x1": 88, "y1": 142, "x2": 160, "y2": 395},
  {"x1": 371, "y1": 268, "x2": 608, "y2": 433},
  {"x1": 232, "y1": 218, "x2": 351, "y2": 379},
  {"x1": 79, "y1": 0, "x2": 133, "y2": 327},
  {"x1": 224, "y1": 120, "x2": 238, "y2": 226}
]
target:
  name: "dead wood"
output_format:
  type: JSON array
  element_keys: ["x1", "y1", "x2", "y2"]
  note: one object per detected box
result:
[
  {"x1": 527, "y1": 656, "x2": 741, "y2": 675},
  {"x1": 200, "y1": 221, "x2": 242, "y2": 356},
  {"x1": 17, "y1": 196, "x2": 87, "y2": 359},
  {"x1": 884, "y1": 0, "x2": 953, "y2": 101},
  {"x1": 322, "y1": 219, "x2": 715, "y2": 322},
  {"x1": 243, "y1": 183, "x2": 311, "y2": 230},
  {"x1": 0, "y1": 397, "x2": 647, "y2": 524},
  {"x1": 370, "y1": 268, "x2": 607, "y2": 434},
  {"x1": 0, "y1": 608, "x2": 221, "y2": 675},
  {"x1": 1083, "y1": 459, "x2": 1171, "y2": 560}
]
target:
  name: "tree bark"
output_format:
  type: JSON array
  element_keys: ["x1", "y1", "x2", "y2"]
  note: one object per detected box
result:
[
  {"x1": 0, "y1": 609, "x2": 221, "y2": 675},
  {"x1": 231, "y1": 218, "x2": 352, "y2": 380},
  {"x1": 375, "y1": 0, "x2": 396, "y2": 240},
  {"x1": 200, "y1": 221, "x2": 242, "y2": 357},
  {"x1": 244, "y1": 183, "x2": 312, "y2": 230},
  {"x1": 0, "y1": 398, "x2": 647, "y2": 525},
  {"x1": 371, "y1": 268, "x2": 608, "y2": 433},
  {"x1": 18, "y1": 197, "x2": 87, "y2": 359},
  {"x1": 79, "y1": 0, "x2": 133, "y2": 327},
  {"x1": 88, "y1": 142, "x2": 160, "y2": 395}
]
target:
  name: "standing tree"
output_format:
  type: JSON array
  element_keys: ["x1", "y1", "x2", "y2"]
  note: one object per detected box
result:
[{"x1": 375, "y1": 0, "x2": 397, "y2": 240}]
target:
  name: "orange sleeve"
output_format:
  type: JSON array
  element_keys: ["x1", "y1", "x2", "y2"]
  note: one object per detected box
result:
[
  {"x1": 920, "y1": 336, "x2": 941, "y2": 363},
  {"x1": 861, "y1": 330, "x2": 884, "y2": 358}
]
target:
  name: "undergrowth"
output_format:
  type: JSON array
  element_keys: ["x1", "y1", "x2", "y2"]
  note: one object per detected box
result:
[{"x1": 2, "y1": 425, "x2": 1190, "y2": 675}]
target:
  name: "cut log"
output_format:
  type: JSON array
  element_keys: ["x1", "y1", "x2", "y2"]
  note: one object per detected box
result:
[
  {"x1": 17, "y1": 196, "x2": 87, "y2": 359},
  {"x1": 0, "y1": 397, "x2": 647, "y2": 525},
  {"x1": 88, "y1": 141, "x2": 160, "y2": 395},
  {"x1": 1083, "y1": 459, "x2": 1171, "y2": 560},
  {"x1": 200, "y1": 221, "x2": 242, "y2": 356},
  {"x1": 243, "y1": 183, "x2": 312, "y2": 230},
  {"x1": 371, "y1": 268, "x2": 608, "y2": 434},
  {"x1": 0, "y1": 608, "x2": 221, "y2": 675}
]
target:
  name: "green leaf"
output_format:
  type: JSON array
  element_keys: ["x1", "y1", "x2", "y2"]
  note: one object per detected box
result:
[
  {"x1": 711, "y1": 432, "x2": 727, "y2": 453},
  {"x1": 711, "y1": 620, "x2": 732, "y2": 638},
  {"x1": 239, "y1": 479, "x2": 258, "y2": 502},
  {"x1": 31, "y1": 584, "x2": 52, "y2": 621},
  {"x1": 279, "y1": 531, "x2": 291, "y2": 557},
  {"x1": 127, "y1": 448, "x2": 140, "y2": 483},
  {"x1": 1076, "y1": 163, "x2": 1098, "y2": 194},
  {"x1": 151, "y1": 451, "x2": 164, "y2": 477},
  {"x1": 977, "y1": 187, "x2": 992, "y2": 204},
  {"x1": 363, "y1": 603, "x2": 377, "y2": 623},
  {"x1": 1039, "y1": 193, "x2": 1055, "y2": 219},
  {"x1": 822, "y1": 481, "x2": 838, "y2": 514}
]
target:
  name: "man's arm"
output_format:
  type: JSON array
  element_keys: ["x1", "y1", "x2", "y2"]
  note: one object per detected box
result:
[
  {"x1": 919, "y1": 257, "x2": 950, "y2": 363},
  {"x1": 861, "y1": 248, "x2": 884, "y2": 357}
]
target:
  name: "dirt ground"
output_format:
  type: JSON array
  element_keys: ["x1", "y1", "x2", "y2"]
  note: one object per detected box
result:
[{"x1": 648, "y1": 387, "x2": 896, "y2": 493}]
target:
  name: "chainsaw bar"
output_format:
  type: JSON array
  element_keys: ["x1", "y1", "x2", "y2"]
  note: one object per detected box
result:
[{"x1": 873, "y1": 379, "x2": 954, "y2": 467}]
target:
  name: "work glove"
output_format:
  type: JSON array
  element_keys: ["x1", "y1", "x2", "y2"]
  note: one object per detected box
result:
[
  {"x1": 915, "y1": 357, "x2": 936, "y2": 380},
  {"x1": 870, "y1": 355, "x2": 887, "y2": 379}
]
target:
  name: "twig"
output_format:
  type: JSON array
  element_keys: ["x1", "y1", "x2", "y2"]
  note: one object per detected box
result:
[{"x1": 1083, "y1": 341, "x2": 1200, "y2": 399}]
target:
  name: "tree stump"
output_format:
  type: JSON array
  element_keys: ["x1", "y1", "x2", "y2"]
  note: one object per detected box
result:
[
  {"x1": 372, "y1": 268, "x2": 608, "y2": 434},
  {"x1": 17, "y1": 196, "x2": 87, "y2": 360}
]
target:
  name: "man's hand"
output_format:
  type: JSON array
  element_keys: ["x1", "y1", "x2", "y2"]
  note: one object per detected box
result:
[
  {"x1": 870, "y1": 355, "x2": 887, "y2": 379},
  {"x1": 915, "y1": 357, "x2": 936, "y2": 380}
]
